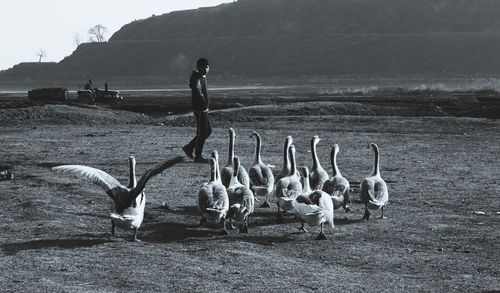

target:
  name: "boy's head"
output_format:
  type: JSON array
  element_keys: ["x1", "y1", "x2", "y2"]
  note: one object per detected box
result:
[{"x1": 196, "y1": 58, "x2": 210, "y2": 75}]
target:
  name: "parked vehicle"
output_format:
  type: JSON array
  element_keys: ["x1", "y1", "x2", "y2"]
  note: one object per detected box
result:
[
  {"x1": 28, "y1": 88, "x2": 69, "y2": 101},
  {"x1": 77, "y1": 88, "x2": 124, "y2": 107}
]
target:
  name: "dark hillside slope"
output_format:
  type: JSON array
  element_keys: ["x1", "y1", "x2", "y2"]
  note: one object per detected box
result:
[
  {"x1": 111, "y1": 0, "x2": 500, "y2": 40},
  {"x1": 2, "y1": 0, "x2": 500, "y2": 83}
]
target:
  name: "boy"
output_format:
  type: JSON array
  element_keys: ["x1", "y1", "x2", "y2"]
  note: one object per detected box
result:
[{"x1": 182, "y1": 58, "x2": 212, "y2": 163}]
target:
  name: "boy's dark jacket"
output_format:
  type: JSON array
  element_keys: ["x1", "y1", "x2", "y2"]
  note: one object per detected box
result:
[{"x1": 189, "y1": 71, "x2": 209, "y2": 112}]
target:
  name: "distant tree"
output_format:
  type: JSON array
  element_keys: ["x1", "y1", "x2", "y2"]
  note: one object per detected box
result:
[
  {"x1": 36, "y1": 49, "x2": 46, "y2": 62},
  {"x1": 88, "y1": 24, "x2": 108, "y2": 42},
  {"x1": 74, "y1": 33, "x2": 82, "y2": 47}
]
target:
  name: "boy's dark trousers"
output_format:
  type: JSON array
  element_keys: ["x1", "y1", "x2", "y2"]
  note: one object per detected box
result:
[{"x1": 186, "y1": 111, "x2": 212, "y2": 157}]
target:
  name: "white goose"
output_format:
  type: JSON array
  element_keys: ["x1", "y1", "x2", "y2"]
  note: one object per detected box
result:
[
  {"x1": 274, "y1": 144, "x2": 302, "y2": 223},
  {"x1": 227, "y1": 156, "x2": 255, "y2": 233},
  {"x1": 309, "y1": 135, "x2": 329, "y2": 190},
  {"x1": 248, "y1": 131, "x2": 275, "y2": 208},
  {"x1": 292, "y1": 166, "x2": 334, "y2": 239},
  {"x1": 198, "y1": 156, "x2": 230, "y2": 235},
  {"x1": 52, "y1": 155, "x2": 184, "y2": 241},
  {"x1": 221, "y1": 128, "x2": 250, "y2": 188},
  {"x1": 322, "y1": 144, "x2": 351, "y2": 212},
  {"x1": 360, "y1": 143, "x2": 389, "y2": 220},
  {"x1": 292, "y1": 191, "x2": 335, "y2": 240}
]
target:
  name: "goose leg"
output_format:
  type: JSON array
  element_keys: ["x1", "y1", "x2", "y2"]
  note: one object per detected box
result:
[
  {"x1": 315, "y1": 223, "x2": 327, "y2": 240},
  {"x1": 240, "y1": 218, "x2": 249, "y2": 234},
  {"x1": 362, "y1": 205, "x2": 371, "y2": 221},
  {"x1": 132, "y1": 228, "x2": 141, "y2": 242},
  {"x1": 380, "y1": 206, "x2": 386, "y2": 219},
  {"x1": 111, "y1": 221, "x2": 115, "y2": 236},
  {"x1": 260, "y1": 193, "x2": 271, "y2": 208},
  {"x1": 276, "y1": 203, "x2": 284, "y2": 224},
  {"x1": 298, "y1": 221, "x2": 308, "y2": 233},
  {"x1": 199, "y1": 217, "x2": 207, "y2": 227},
  {"x1": 219, "y1": 218, "x2": 229, "y2": 235},
  {"x1": 229, "y1": 218, "x2": 236, "y2": 229}
]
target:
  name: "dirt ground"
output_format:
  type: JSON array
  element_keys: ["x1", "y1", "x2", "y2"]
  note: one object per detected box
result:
[{"x1": 0, "y1": 93, "x2": 499, "y2": 292}]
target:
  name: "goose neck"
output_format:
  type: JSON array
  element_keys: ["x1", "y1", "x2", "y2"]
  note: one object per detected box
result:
[
  {"x1": 302, "y1": 169, "x2": 312, "y2": 193},
  {"x1": 230, "y1": 157, "x2": 241, "y2": 186},
  {"x1": 209, "y1": 159, "x2": 216, "y2": 182},
  {"x1": 311, "y1": 139, "x2": 320, "y2": 169},
  {"x1": 253, "y1": 134, "x2": 263, "y2": 165},
  {"x1": 128, "y1": 158, "x2": 137, "y2": 188},
  {"x1": 289, "y1": 146, "x2": 297, "y2": 176},
  {"x1": 227, "y1": 129, "x2": 235, "y2": 166},
  {"x1": 371, "y1": 146, "x2": 380, "y2": 176},
  {"x1": 283, "y1": 138, "x2": 291, "y2": 169},
  {"x1": 331, "y1": 148, "x2": 341, "y2": 177}
]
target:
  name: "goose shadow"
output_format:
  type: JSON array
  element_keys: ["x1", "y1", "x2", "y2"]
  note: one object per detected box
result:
[
  {"x1": 141, "y1": 221, "x2": 214, "y2": 243},
  {"x1": 1, "y1": 238, "x2": 111, "y2": 255},
  {"x1": 188, "y1": 234, "x2": 295, "y2": 246},
  {"x1": 248, "y1": 214, "x2": 360, "y2": 228},
  {"x1": 153, "y1": 205, "x2": 200, "y2": 217},
  {"x1": 334, "y1": 217, "x2": 362, "y2": 225}
]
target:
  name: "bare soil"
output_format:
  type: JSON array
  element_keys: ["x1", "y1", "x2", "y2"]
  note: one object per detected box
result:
[{"x1": 0, "y1": 91, "x2": 499, "y2": 292}]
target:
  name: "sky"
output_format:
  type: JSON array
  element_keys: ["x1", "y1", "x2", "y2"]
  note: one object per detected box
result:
[{"x1": 0, "y1": 0, "x2": 233, "y2": 71}]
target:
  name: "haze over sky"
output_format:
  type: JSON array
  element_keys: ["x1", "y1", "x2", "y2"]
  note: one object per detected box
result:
[{"x1": 0, "y1": 0, "x2": 233, "y2": 71}]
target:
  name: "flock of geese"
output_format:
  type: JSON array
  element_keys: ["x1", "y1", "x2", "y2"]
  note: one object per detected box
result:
[{"x1": 52, "y1": 128, "x2": 389, "y2": 241}]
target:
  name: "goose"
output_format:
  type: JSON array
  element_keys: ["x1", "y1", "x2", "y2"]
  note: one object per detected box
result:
[
  {"x1": 52, "y1": 155, "x2": 184, "y2": 241},
  {"x1": 360, "y1": 143, "x2": 389, "y2": 220},
  {"x1": 308, "y1": 135, "x2": 329, "y2": 190},
  {"x1": 274, "y1": 144, "x2": 302, "y2": 223},
  {"x1": 198, "y1": 157, "x2": 230, "y2": 235},
  {"x1": 293, "y1": 166, "x2": 334, "y2": 237},
  {"x1": 248, "y1": 131, "x2": 275, "y2": 208},
  {"x1": 322, "y1": 144, "x2": 351, "y2": 212},
  {"x1": 292, "y1": 176, "x2": 335, "y2": 240},
  {"x1": 227, "y1": 156, "x2": 255, "y2": 233},
  {"x1": 221, "y1": 128, "x2": 250, "y2": 188}
]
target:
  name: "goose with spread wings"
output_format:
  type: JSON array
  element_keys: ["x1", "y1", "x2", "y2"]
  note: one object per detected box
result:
[{"x1": 52, "y1": 155, "x2": 184, "y2": 241}]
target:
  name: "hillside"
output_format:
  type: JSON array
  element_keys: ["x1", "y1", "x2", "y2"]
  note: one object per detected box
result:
[
  {"x1": 2, "y1": 0, "x2": 500, "y2": 84},
  {"x1": 111, "y1": 0, "x2": 500, "y2": 40}
]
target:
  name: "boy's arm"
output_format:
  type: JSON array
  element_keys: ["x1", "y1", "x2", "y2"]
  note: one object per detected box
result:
[{"x1": 196, "y1": 79, "x2": 209, "y2": 110}]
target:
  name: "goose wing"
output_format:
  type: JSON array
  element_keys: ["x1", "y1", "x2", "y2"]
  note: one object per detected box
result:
[
  {"x1": 249, "y1": 164, "x2": 274, "y2": 187},
  {"x1": 52, "y1": 165, "x2": 125, "y2": 198},
  {"x1": 199, "y1": 183, "x2": 228, "y2": 212},
  {"x1": 220, "y1": 166, "x2": 233, "y2": 188},
  {"x1": 309, "y1": 168, "x2": 329, "y2": 190},
  {"x1": 315, "y1": 192, "x2": 334, "y2": 228},
  {"x1": 369, "y1": 180, "x2": 389, "y2": 207},
  {"x1": 291, "y1": 200, "x2": 325, "y2": 226},
  {"x1": 130, "y1": 156, "x2": 184, "y2": 198},
  {"x1": 237, "y1": 166, "x2": 250, "y2": 188},
  {"x1": 323, "y1": 176, "x2": 349, "y2": 196},
  {"x1": 361, "y1": 178, "x2": 388, "y2": 208},
  {"x1": 275, "y1": 177, "x2": 302, "y2": 199}
]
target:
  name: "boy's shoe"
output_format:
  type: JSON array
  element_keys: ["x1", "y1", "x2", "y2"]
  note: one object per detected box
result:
[
  {"x1": 182, "y1": 145, "x2": 194, "y2": 159},
  {"x1": 194, "y1": 155, "x2": 209, "y2": 163}
]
